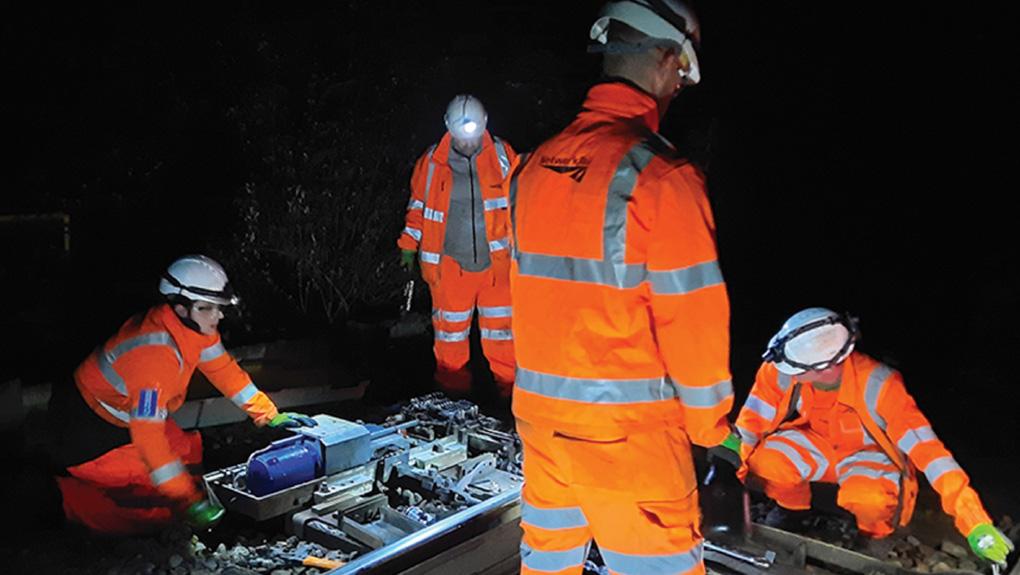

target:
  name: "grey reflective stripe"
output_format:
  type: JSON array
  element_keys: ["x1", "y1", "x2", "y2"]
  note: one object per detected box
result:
[
  {"x1": 403, "y1": 226, "x2": 423, "y2": 241},
  {"x1": 420, "y1": 251, "x2": 440, "y2": 264},
  {"x1": 493, "y1": 137, "x2": 511, "y2": 178},
  {"x1": 676, "y1": 379, "x2": 732, "y2": 409},
  {"x1": 864, "y1": 364, "x2": 895, "y2": 430},
  {"x1": 736, "y1": 425, "x2": 759, "y2": 447},
  {"x1": 98, "y1": 399, "x2": 131, "y2": 423},
  {"x1": 744, "y1": 393, "x2": 777, "y2": 422},
  {"x1": 924, "y1": 456, "x2": 962, "y2": 485},
  {"x1": 517, "y1": 252, "x2": 648, "y2": 289},
  {"x1": 424, "y1": 207, "x2": 445, "y2": 223},
  {"x1": 838, "y1": 466, "x2": 901, "y2": 486},
  {"x1": 436, "y1": 329, "x2": 470, "y2": 342},
  {"x1": 605, "y1": 142, "x2": 655, "y2": 265},
  {"x1": 407, "y1": 198, "x2": 424, "y2": 211},
  {"x1": 484, "y1": 197, "x2": 508, "y2": 211},
  {"x1": 480, "y1": 328, "x2": 513, "y2": 341},
  {"x1": 489, "y1": 237, "x2": 509, "y2": 251},
  {"x1": 777, "y1": 373, "x2": 794, "y2": 392},
  {"x1": 796, "y1": 394, "x2": 803, "y2": 413},
  {"x1": 775, "y1": 429, "x2": 828, "y2": 481},
  {"x1": 836, "y1": 451, "x2": 894, "y2": 476},
  {"x1": 230, "y1": 382, "x2": 259, "y2": 408},
  {"x1": 762, "y1": 440, "x2": 813, "y2": 481},
  {"x1": 509, "y1": 165, "x2": 522, "y2": 261},
  {"x1": 131, "y1": 406, "x2": 168, "y2": 422},
  {"x1": 478, "y1": 305, "x2": 512, "y2": 318},
  {"x1": 897, "y1": 425, "x2": 938, "y2": 456},
  {"x1": 199, "y1": 342, "x2": 226, "y2": 363},
  {"x1": 601, "y1": 543, "x2": 704, "y2": 575},
  {"x1": 96, "y1": 332, "x2": 183, "y2": 396},
  {"x1": 423, "y1": 145, "x2": 437, "y2": 205},
  {"x1": 150, "y1": 460, "x2": 187, "y2": 487},
  {"x1": 862, "y1": 429, "x2": 877, "y2": 445},
  {"x1": 520, "y1": 543, "x2": 588, "y2": 572},
  {"x1": 649, "y1": 260, "x2": 725, "y2": 295},
  {"x1": 521, "y1": 502, "x2": 588, "y2": 530},
  {"x1": 517, "y1": 367, "x2": 679, "y2": 404},
  {"x1": 434, "y1": 308, "x2": 473, "y2": 323}
]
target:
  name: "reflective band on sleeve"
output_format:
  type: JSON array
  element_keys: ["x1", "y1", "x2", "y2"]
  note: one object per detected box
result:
[
  {"x1": 150, "y1": 460, "x2": 187, "y2": 487},
  {"x1": 436, "y1": 328, "x2": 470, "y2": 342},
  {"x1": 480, "y1": 328, "x2": 513, "y2": 341},
  {"x1": 676, "y1": 379, "x2": 732, "y2": 409},
  {"x1": 774, "y1": 430, "x2": 829, "y2": 481},
  {"x1": 762, "y1": 441, "x2": 813, "y2": 481},
  {"x1": 897, "y1": 425, "x2": 938, "y2": 456},
  {"x1": 744, "y1": 393, "x2": 777, "y2": 422},
  {"x1": 736, "y1": 425, "x2": 759, "y2": 447},
  {"x1": 494, "y1": 138, "x2": 511, "y2": 178},
  {"x1": 434, "y1": 308, "x2": 473, "y2": 323},
  {"x1": 924, "y1": 456, "x2": 962, "y2": 485},
  {"x1": 199, "y1": 342, "x2": 226, "y2": 363},
  {"x1": 649, "y1": 260, "x2": 725, "y2": 295},
  {"x1": 96, "y1": 332, "x2": 183, "y2": 396},
  {"x1": 484, "y1": 197, "x2": 508, "y2": 211},
  {"x1": 98, "y1": 399, "x2": 131, "y2": 423},
  {"x1": 420, "y1": 251, "x2": 440, "y2": 265},
  {"x1": 478, "y1": 305, "x2": 512, "y2": 318},
  {"x1": 230, "y1": 382, "x2": 259, "y2": 408},
  {"x1": 838, "y1": 466, "x2": 901, "y2": 486},
  {"x1": 520, "y1": 543, "x2": 588, "y2": 573},
  {"x1": 836, "y1": 451, "x2": 895, "y2": 477},
  {"x1": 521, "y1": 502, "x2": 588, "y2": 530},
  {"x1": 407, "y1": 198, "x2": 424, "y2": 210},
  {"x1": 864, "y1": 364, "x2": 895, "y2": 430},
  {"x1": 403, "y1": 226, "x2": 423, "y2": 241},
  {"x1": 424, "y1": 207, "x2": 445, "y2": 223},
  {"x1": 131, "y1": 406, "x2": 168, "y2": 422},
  {"x1": 516, "y1": 367, "x2": 680, "y2": 404},
  {"x1": 601, "y1": 543, "x2": 704, "y2": 575},
  {"x1": 488, "y1": 237, "x2": 509, "y2": 251}
]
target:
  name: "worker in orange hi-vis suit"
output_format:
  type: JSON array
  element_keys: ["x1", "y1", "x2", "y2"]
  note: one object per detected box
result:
[
  {"x1": 49, "y1": 255, "x2": 316, "y2": 535},
  {"x1": 723, "y1": 308, "x2": 1013, "y2": 567},
  {"x1": 397, "y1": 94, "x2": 518, "y2": 398},
  {"x1": 508, "y1": 2, "x2": 733, "y2": 574}
]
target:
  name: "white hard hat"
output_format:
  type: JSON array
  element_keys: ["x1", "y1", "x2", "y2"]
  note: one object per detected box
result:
[
  {"x1": 589, "y1": 0, "x2": 702, "y2": 85},
  {"x1": 763, "y1": 308, "x2": 858, "y2": 375},
  {"x1": 158, "y1": 255, "x2": 239, "y2": 306},
  {"x1": 444, "y1": 95, "x2": 487, "y2": 141}
]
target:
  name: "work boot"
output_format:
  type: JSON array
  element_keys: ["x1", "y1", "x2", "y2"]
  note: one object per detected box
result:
[{"x1": 762, "y1": 504, "x2": 811, "y2": 533}]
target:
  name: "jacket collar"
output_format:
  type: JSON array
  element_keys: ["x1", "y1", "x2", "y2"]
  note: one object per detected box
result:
[
  {"x1": 581, "y1": 79, "x2": 661, "y2": 133},
  {"x1": 154, "y1": 303, "x2": 220, "y2": 357},
  {"x1": 432, "y1": 130, "x2": 494, "y2": 165}
]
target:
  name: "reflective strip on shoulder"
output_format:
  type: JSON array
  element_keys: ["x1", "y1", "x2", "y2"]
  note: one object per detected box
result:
[
  {"x1": 649, "y1": 260, "x2": 724, "y2": 295},
  {"x1": 493, "y1": 137, "x2": 511, "y2": 178},
  {"x1": 520, "y1": 543, "x2": 588, "y2": 573},
  {"x1": 484, "y1": 197, "x2": 508, "y2": 211},
  {"x1": 762, "y1": 440, "x2": 813, "y2": 481},
  {"x1": 601, "y1": 543, "x2": 704, "y2": 575},
  {"x1": 420, "y1": 251, "x2": 440, "y2": 264},
  {"x1": 423, "y1": 145, "x2": 437, "y2": 204},
  {"x1": 488, "y1": 237, "x2": 509, "y2": 252},
  {"x1": 864, "y1": 364, "x2": 896, "y2": 430},
  {"x1": 199, "y1": 342, "x2": 226, "y2": 363},
  {"x1": 96, "y1": 332, "x2": 183, "y2": 396},
  {"x1": 521, "y1": 502, "x2": 588, "y2": 530},
  {"x1": 403, "y1": 226, "x2": 423, "y2": 242},
  {"x1": 675, "y1": 379, "x2": 732, "y2": 409},
  {"x1": 478, "y1": 305, "x2": 512, "y2": 318},
  {"x1": 480, "y1": 328, "x2": 513, "y2": 341},
  {"x1": 777, "y1": 373, "x2": 794, "y2": 392},
  {"x1": 838, "y1": 466, "x2": 901, "y2": 486},
  {"x1": 424, "y1": 207, "x2": 445, "y2": 223},
  {"x1": 924, "y1": 455, "x2": 962, "y2": 485},
  {"x1": 516, "y1": 367, "x2": 679, "y2": 404},
  {"x1": 436, "y1": 328, "x2": 470, "y2": 342},
  {"x1": 230, "y1": 382, "x2": 259, "y2": 408},
  {"x1": 407, "y1": 198, "x2": 424, "y2": 211},
  {"x1": 150, "y1": 460, "x2": 187, "y2": 487},
  {"x1": 897, "y1": 425, "x2": 938, "y2": 456},
  {"x1": 744, "y1": 393, "x2": 777, "y2": 422}
]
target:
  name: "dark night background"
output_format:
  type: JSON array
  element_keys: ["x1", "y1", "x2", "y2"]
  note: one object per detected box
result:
[{"x1": 2, "y1": 0, "x2": 1017, "y2": 527}]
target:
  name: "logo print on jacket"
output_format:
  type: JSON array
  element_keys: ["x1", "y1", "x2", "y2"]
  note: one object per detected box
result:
[{"x1": 540, "y1": 155, "x2": 591, "y2": 183}]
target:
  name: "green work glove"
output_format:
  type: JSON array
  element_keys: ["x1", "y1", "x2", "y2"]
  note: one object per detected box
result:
[
  {"x1": 268, "y1": 412, "x2": 318, "y2": 429},
  {"x1": 707, "y1": 431, "x2": 743, "y2": 469},
  {"x1": 967, "y1": 523, "x2": 1014, "y2": 565},
  {"x1": 185, "y1": 499, "x2": 225, "y2": 530},
  {"x1": 400, "y1": 249, "x2": 416, "y2": 273}
]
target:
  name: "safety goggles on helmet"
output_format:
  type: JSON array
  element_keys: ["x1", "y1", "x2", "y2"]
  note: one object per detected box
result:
[
  {"x1": 763, "y1": 313, "x2": 859, "y2": 374},
  {"x1": 160, "y1": 271, "x2": 239, "y2": 306}
]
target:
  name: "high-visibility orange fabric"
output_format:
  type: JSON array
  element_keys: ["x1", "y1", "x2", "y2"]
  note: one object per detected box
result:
[
  {"x1": 509, "y1": 81, "x2": 732, "y2": 444},
  {"x1": 518, "y1": 419, "x2": 704, "y2": 575},
  {"x1": 430, "y1": 257, "x2": 515, "y2": 395},
  {"x1": 71, "y1": 304, "x2": 278, "y2": 513},
  {"x1": 55, "y1": 418, "x2": 202, "y2": 535},
  {"x1": 735, "y1": 352, "x2": 993, "y2": 537}
]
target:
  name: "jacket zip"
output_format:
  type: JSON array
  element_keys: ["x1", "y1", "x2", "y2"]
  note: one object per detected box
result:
[{"x1": 469, "y1": 157, "x2": 478, "y2": 263}]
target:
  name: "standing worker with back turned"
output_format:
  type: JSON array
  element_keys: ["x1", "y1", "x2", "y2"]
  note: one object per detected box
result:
[
  {"x1": 508, "y1": 2, "x2": 733, "y2": 573},
  {"x1": 398, "y1": 95, "x2": 518, "y2": 399}
]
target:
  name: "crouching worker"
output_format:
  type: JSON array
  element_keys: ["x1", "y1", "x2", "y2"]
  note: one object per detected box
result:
[
  {"x1": 719, "y1": 308, "x2": 1012, "y2": 566},
  {"x1": 49, "y1": 255, "x2": 315, "y2": 535}
]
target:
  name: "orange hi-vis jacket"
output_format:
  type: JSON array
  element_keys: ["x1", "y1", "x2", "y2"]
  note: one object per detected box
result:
[
  {"x1": 509, "y1": 81, "x2": 733, "y2": 445},
  {"x1": 398, "y1": 131, "x2": 516, "y2": 286},
  {"x1": 74, "y1": 304, "x2": 279, "y2": 504},
  {"x1": 735, "y1": 351, "x2": 993, "y2": 535}
]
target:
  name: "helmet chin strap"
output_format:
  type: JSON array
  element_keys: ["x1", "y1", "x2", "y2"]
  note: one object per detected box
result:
[{"x1": 169, "y1": 298, "x2": 205, "y2": 334}]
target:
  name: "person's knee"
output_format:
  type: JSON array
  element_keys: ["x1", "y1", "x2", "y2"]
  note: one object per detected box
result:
[{"x1": 748, "y1": 448, "x2": 803, "y2": 487}]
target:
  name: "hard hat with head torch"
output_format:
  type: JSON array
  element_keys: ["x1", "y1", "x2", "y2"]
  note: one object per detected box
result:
[
  {"x1": 444, "y1": 94, "x2": 487, "y2": 141},
  {"x1": 763, "y1": 307, "x2": 859, "y2": 375}
]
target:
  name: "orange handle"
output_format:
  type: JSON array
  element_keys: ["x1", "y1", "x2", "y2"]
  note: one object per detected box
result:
[{"x1": 302, "y1": 556, "x2": 345, "y2": 569}]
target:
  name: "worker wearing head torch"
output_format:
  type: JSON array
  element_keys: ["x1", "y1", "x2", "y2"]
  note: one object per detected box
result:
[{"x1": 716, "y1": 308, "x2": 1013, "y2": 567}]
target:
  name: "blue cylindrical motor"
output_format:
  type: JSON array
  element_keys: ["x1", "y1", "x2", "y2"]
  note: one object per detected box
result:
[{"x1": 246, "y1": 436, "x2": 323, "y2": 496}]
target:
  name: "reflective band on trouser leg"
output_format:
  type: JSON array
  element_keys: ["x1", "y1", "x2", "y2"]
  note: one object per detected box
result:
[
  {"x1": 602, "y1": 545, "x2": 704, "y2": 575},
  {"x1": 431, "y1": 261, "x2": 476, "y2": 392},
  {"x1": 748, "y1": 439, "x2": 813, "y2": 510},
  {"x1": 835, "y1": 450, "x2": 901, "y2": 537},
  {"x1": 478, "y1": 270, "x2": 515, "y2": 389},
  {"x1": 768, "y1": 429, "x2": 830, "y2": 481},
  {"x1": 521, "y1": 543, "x2": 589, "y2": 574}
]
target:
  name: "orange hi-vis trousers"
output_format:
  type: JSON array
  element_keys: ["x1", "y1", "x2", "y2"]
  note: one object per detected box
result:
[
  {"x1": 429, "y1": 257, "x2": 515, "y2": 396},
  {"x1": 747, "y1": 427, "x2": 902, "y2": 537},
  {"x1": 517, "y1": 419, "x2": 705, "y2": 575}
]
